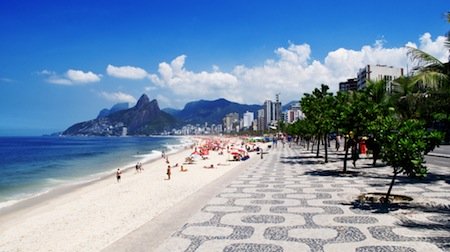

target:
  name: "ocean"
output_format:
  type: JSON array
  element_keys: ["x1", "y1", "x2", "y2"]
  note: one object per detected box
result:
[{"x1": 0, "y1": 136, "x2": 190, "y2": 209}]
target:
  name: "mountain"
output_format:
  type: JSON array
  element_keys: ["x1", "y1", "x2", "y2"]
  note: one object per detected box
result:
[
  {"x1": 161, "y1": 107, "x2": 181, "y2": 117},
  {"x1": 63, "y1": 94, "x2": 177, "y2": 136},
  {"x1": 282, "y1": 100, "x2": 300, "y2": 111},
  {"x1": 175, "y1": 98, "x2": 261, "y2": 125},
  {"x1": 97, "y1": 102, "x2": 129, "y2": 118}
]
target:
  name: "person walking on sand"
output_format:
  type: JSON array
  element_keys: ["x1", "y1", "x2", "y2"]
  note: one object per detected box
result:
[
  {"x1": 116, "y1": 168, "x2": 122, "y2": 182},
  {"x1": 166, "y1": 165, "x2": 171, "y2": 180}
]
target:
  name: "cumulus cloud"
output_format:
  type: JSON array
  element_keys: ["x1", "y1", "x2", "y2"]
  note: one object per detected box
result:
[
  {"x1": 148, "y1": 33, "x2": 448, "y2": 107},
  {"x1": 99, "y1": 91, "x2": 137, "y2": 104},
  {"x1": 407, "y1": 32, "x2": 449, "y2": 62},
  {"x1": 106, "y1": 64, "x2": 149, "y2": 79},
  {"x1": 66, "y1": 69, "x2": 101, "y2": 83},
  {"x1": 149, "y1": 55, "x2": 239, "y2": 98},
  {"x1": 42, "y1": 69, "x2": 101, "y2": 85}
]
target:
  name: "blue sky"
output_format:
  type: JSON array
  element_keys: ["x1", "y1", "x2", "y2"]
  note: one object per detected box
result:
[{"x1": 0, "y1": 0, "x2": 449, "y2": 135}]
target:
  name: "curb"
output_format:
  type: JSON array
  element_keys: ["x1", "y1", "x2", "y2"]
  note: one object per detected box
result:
[{"x1": 426, "y1": 152, "x2": 450, "y2": 159}]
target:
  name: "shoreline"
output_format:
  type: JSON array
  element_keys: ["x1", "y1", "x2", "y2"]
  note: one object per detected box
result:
[
  {"x1": 0, "y1": 136, "x2": 265, "y2": 251},
  {"x1": 0, "y1": 135, "x2": 193, "y2": 212}
]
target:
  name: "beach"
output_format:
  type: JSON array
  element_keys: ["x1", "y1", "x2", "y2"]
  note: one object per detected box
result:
[{"x1": 0, "y1": 136, "x2": 264, "y2": 251}]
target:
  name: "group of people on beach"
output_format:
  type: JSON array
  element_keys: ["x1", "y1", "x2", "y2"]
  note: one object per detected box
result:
[
  {"x1": 115, "y1": 162, "x2": 144, "y2": 182},
  {"x1": 135, "y1": 162, "x2": 143, "y2": 173},
  {"x1": 165, "y1": 156, "x2": 189, "y2": 180},
  {"x1": 116, "y1": 137, "x2": 266, "y2": 183}
]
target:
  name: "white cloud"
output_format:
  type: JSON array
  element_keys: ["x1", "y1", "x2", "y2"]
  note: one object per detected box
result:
[
  {"x1": 408, "y1": 32, "x2": 449, "y2": 62},
  {"x1": 106, "y1": 64, "x2": 149, "y2": 79},
  {"x1": 66, "y1": 69, "x2": 101, "y2": 83},
  {"x1": 42, "y1": 69, "x2": 101, "y2": 85},
  {"x1": 149, "y1": 32, "x2": 449, "y2": 107},
  {"x1": 155, "y1": 94, "x2": 173, "y2": 108},
  {"x1": 99, "y1": 91, "x2": 137, "y2": 104},
  {"x1": 149, "y1": 55, "x2": 239, "y2": 97}
]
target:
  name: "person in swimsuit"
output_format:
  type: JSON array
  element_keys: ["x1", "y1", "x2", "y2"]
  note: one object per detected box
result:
[
  {"x1": 116, "y1": 168, "x2": 122, "y2": 182},
  {"x1": 166, "y1": 165, "x2": 171, "y2": 180}
]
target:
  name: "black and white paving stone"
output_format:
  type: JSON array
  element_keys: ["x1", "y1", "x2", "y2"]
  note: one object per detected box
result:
[{"x1": 156, "y1": 145, "x2": 450, "y2": 252}]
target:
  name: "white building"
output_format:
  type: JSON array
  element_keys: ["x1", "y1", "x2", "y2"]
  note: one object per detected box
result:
[
  {"x1": 263, "y1": 94, "x2": 282, "y2": 130},
  {"x1": 243, "y1": 111, "x2": 254, "y2": 129},
  {"x1": 357, "y1": 64, "x2": 404, "y2": 91},
  {"x1": 223, "y1": 112, "x2": 239, "y2": 133},
  {"x1": 284, "y1": 102, "x2": 303, "y2": 124}
]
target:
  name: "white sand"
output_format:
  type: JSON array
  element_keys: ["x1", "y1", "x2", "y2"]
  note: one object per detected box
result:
[{"x1": 0, "y1": 137, "x2": 259, "y2": 252}]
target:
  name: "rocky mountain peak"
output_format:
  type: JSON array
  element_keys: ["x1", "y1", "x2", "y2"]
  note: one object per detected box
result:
[{"x1": 136, "y1": 94, "x2": 150, "y2": 108}]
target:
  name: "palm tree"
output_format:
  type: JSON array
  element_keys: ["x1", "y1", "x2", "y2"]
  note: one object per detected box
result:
[
  {"x1": 405, "y1": 12, "x2": 450, "y2": 141},
  {"x1": 390, "y1": 76, "x2": 426, "y2": 120},
  {"x1": 446, "y1": 11, "x2": 450, "y2": 49},
  {"x1": 407, "y1": 12, "x2": 449, "y2": 88},
  {"x1": 407, "y1": 47, "x2": 449, "y2": 88}
]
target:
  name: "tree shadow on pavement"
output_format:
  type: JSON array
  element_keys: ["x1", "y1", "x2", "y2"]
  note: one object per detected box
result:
[
  {"x1": 280, "y1": 160, "x2": 325, "y2": 165},
  {"x1": 280, "y1": 156, "x2": 340, "y2": 165},
  {"x1": 303, "y1": 169, "x2": 361, "y2": 177},
  {"x1": 346, "y1": 198, "x2": 450, "y2": 214},
  {"x1": 392, "y1": 172, "x2": 450, "y2": 185},
  {"x1": 280, "y1": 155, "x2": 324, "y2": 165},
  {"x1": 303, "y1": 167, "x2": 449, "y2": 185},
  {"x1": 281, "y1": 155, "x2": 323, "y2": 159},
  {"x1": 396, "y1": 212, "x2": 450, "y2": 250}
]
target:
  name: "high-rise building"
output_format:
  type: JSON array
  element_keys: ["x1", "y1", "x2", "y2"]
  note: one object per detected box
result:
[
  {"x1": 257, "y1": 109, "x2": 265, "y2": 131},
  {"x1": 339, "y1": 78, "x2": 358, "y2": 92},
  {"x1": 263, "y1": 100, "x2": 273, "y2": 129},
  {"x1": 273, "y1": 93, "x2": 282, "y2": 123},
  {"x1": 222, "y1": 112, "x2": 239, "y2": 133},
  {"x1": 357, "y1": 64, "x2": 403, "y2": 91},
  {"x1": 263, "y1": 94, "x2": 282, "y2": 129},
  {"x1": 243, "y1": 111, "x2": 254, "y2": 129},
  {"x1": 284, "y1": 102, "x2": 303, "y2": 123}
]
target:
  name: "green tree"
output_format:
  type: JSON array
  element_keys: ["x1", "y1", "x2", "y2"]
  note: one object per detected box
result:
[
  {"x1": 334, "y1": 90, "x2": 369, "y2": 171},
  {"x1": 377, "y1": 117, "x2": 443, "y2": 203},
  {"x1": 301, "y1": 84, "x2": 335, "y2": 162}
]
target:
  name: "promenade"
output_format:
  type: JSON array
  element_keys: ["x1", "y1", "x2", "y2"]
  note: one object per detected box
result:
[{"x1": 107, "y1": 145, "x2": 449, "y2": 252}]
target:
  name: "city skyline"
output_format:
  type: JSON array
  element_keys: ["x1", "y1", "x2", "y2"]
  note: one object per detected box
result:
[{"x1": 0, "y1": 0, "x2": 449, "y2": 135}]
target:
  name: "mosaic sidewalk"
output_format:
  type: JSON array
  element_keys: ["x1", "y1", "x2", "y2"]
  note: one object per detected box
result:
[{"x1": 156, "y1": 146, "x2": 449, "y2": 252}]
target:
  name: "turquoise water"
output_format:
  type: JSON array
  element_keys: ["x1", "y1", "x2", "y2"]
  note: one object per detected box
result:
[{"x1": 0, "y1": 136, "x2": 189, "y2": 208}]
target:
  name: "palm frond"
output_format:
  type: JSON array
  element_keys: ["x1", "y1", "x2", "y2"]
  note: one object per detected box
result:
[
  {"x1": 446, "y1": 31, "x2": 450, "y2": 49},
  {"x1": 391, "y1": 76, "x2": 418, "y2": 95},
  {"x1": 414, "y1": 71, "x2": 449, "y2": 89},
  {"x1": 407, "y1": 46, "x2": 444, "y2": 68}
]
